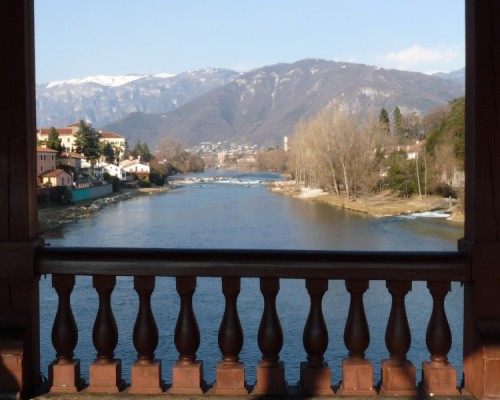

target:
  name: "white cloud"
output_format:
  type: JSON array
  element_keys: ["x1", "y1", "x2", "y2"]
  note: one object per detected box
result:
[{"x1": 379, "y1": 43, "x2": 464, "y2": 72}]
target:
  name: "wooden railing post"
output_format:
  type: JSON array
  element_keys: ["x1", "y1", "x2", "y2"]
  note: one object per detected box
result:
[
  {"x1": 88, "y1": 275, "x2": 123, "y2": 393},
  {"x1": 381, "y1": 280, "x2": 417, "y2": 395},
  {"x1": 129, "y1": 276, "x2": 163, "y2": 394},
  {"x1": 422, "y1": 281, "x2": 459, "y2": 395},
  {"x1": 212, "y1": 277, "x2": 248, "y2": 394},
  {"x1": 49, "y1": 274, "x2": 83, "y2": 393},
  {"x1": 169, "y1": 276, "x2": 204, "y2": 394},
  {"x1": 298, "y1": 279, "x2": 334, "y2": 395},
  {"x1": 253, "y1": 277, "x2": 286, "y2": 395},
  {"x1": 339, "y1": 279, "x2": 375, "y2": 396}
]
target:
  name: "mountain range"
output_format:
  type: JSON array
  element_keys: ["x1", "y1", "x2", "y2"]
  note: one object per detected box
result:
[
  {"x1": 36, "y1": 59, "x2": 465, "y2": 148},
  {"x1": 36, "y1": 68, "x2": 240, "y2": 128}
]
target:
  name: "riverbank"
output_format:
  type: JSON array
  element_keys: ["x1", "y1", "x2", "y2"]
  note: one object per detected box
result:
[
  {"x1": 38, "y1": 186, "x2": 170, "y2": 234},
  {"x1": 269, "y1": 180, "x2": 465, "y2": 222}
]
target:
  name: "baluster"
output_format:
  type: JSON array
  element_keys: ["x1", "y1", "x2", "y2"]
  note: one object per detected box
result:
[
  {"x1": 422, "y1": 281, "x2": 459, "y2": 395},
  {"x1": 129, "y1": 276, "x2": 163, "y2": 394},
  {"x1": 212, "y1": 277, "x2": 247, "y2": 394},
  {"x1": 253, "y1": 278, "x2": 286, "y2": 395},
  {"x1": 88, "y1": 275, "x2": 123, "y2": 393},
  {"x1": 298, "y1": 279, "x2": 334, "y2": 395},
  {"x1": 381, "y1": 280, "x2": 417, "y2": 395},
  {"x1": 169, "y1": 276, "x2": 204, "y2": 394},
  {"x1": 49, "y1": 274, "x2": 83, "y2": 393},
  {"x1": 339, "y1": 279, "x2": 375, "y2": 395}
]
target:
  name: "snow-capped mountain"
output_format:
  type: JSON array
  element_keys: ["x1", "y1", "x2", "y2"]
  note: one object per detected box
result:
[
  {"x1": 36, "y1": 68, "x2": 240, "y2": 127},
  {"x1": 104, "y1": 59, "x2": 465, "y2": 147}
]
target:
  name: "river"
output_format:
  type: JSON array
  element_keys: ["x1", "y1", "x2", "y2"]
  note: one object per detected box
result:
[{"x1": 40, "y1": 170, "x2": 464, "y2": 387}]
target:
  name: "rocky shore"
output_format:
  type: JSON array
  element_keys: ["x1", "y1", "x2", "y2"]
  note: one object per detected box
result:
[
  {"x1": 38, "y1": 187, "x2": 170, "y2": 234},
  {"x1": 269, "y1": 180, "x2": 464, "y2": 222}
]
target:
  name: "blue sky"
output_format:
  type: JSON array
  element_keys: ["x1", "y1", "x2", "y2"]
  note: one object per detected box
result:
[{"x1": 35, "y1": 1, "x2": 465, "y2": 84}]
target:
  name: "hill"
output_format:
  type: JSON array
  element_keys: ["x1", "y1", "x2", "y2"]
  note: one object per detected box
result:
[{"x1": 103, "y1": 59, "x2": 464, "y2": 148}]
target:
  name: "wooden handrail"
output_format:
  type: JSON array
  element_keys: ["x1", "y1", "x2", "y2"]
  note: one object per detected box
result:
[{"x1": 37, "y1": 247, "x2": 469, "y2": 281}]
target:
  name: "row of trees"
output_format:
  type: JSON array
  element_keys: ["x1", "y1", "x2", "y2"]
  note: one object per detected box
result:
[
  {"x1": 289, "y1": 105, "x2": 387, "y2": 197},
  {"x1": 288, "y1": 99, "x2": 465, "y2": 199}
]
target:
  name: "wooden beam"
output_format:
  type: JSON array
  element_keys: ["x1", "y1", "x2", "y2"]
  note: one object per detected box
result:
[{"x1": 0, "y1": 0, "x2": 37, "y2": 242}]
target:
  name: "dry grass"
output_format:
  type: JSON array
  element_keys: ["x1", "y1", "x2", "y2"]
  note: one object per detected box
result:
[{"x1": 270, "y1": 181, "x2": 463, "y2": 220}]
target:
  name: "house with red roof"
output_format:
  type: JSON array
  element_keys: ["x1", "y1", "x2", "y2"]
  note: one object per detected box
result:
[
  {"x1": 58, "y1": 150, "x2": 86, "y2": 174},
  {"x1": 39, "y1": 169, "x2": 73, "y2": 188},
  {"x1": 37, "y1": 124, "x2": 127, "y2": 158},
  {"x1": 36, "y1": 146, "x2": 57, "y2": 175}
]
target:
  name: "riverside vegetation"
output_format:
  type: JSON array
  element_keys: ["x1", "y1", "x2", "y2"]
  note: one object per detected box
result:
[
  {"x1": 38, "y1": 98, "x2": 465, "y2": 233},
  {"x1": 281, "y1": 98, "x2": 465, "y2": 220}
]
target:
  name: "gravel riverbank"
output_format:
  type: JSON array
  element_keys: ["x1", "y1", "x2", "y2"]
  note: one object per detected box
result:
[
  {"x1": 269, "y1": 180, "x2": 464, "y2": 222},
  {"x1": 38, "y1": 187, "x2": 170, "y2": 234}
]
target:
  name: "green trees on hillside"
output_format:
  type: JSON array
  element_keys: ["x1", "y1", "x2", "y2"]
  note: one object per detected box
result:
[{"x1": 424, "y1": 96, "x2": 465, "y2": 192}]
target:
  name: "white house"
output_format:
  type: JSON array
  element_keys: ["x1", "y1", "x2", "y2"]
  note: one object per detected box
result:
[
  {"x1": 94, "y1": 162, "x2": 127, "y2": 180},
  {"x1": 120, "y1": 158, "x2": 150, "y2": 179}
]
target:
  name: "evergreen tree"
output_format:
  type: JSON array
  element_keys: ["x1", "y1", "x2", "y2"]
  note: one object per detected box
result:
[
  {"x1": 447, "y1": 97, "x2": 465, "y2": 167},
  {"x1": 46, "y1": 126, "x2": 63, "y2": 153},
  {"x1": 74, "y1": 120, "x2": 102, "y2": 169},
  {"x1": 130, "y1": 140, "x2": 153, "y2": 162},
  {"x1": 102, "y1": 142, "x2": 115, "y2": 164},
  {"x1": 379, "y1": 108, "x2": 390, "y2": 134},
  {"x1": 393, "y1": 106, "x2": 405, "y2": 139},
  {"x1": 141, "y1": 142, "x2": 152, "y2": 162}
]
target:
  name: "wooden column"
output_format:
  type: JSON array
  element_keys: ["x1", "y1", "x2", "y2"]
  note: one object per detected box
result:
[
  {"x1": 0, "y1": 1, "x2": 40, "y2": 397},
  {"x1": 298, "y1": 279, "x2": 334, "y2": 396},
  {"x1": 339, "y1": 279, "x2": 375, "y2": 396},
  {"x1": 422, "y1": 281, "x2": 459, "y2": 396},
  {"x1": 252, "y1": 278, "x2": 286, "y2": 395},
  {"x1": 212, "y1": 277, "x2": 247, "y2": 394},
  {"x1": 380, "y1": 280, "x2": 417, "y2": 395},
  {"x1": 129, "y1": 276, "x2": 163, "y2": 394},
  {"x1": 88, "y1": 275, "x2": 123, "y2": 393},
  {"x1": 461, "y1": 0, "x2": 500, "y2": 398},
  {"x1": 169, "y1": 277, "x2": 204, "y2": 394},
  {"x1": 49, "y1": 275, "x2": 83, "y2": 393}
]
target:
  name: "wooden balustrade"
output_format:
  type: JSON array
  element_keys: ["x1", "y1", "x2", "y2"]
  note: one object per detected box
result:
[
  {"x1": 169, "y1": 276, "x2": 204, "y2": 394},
  {"x1": 49, "y1": 274, "x2": 83, "y2": 393},
  {"x1": 340, "y1": 279, "x2": 375, "y2": 395},
  {"x1": 88, "y1": 275, "x2": 123, "y2": 393},
  {"x1": 253, "y1": 277, "x2": 286, "y2": 395},
  {"x1": 381, "y1": 280, "x2": 417, "y2": 395},
  {"x1": 212, "y1": 277, "x2": 248, "y2": 394},
  {"x1": 129, "y1": 276, "x2": 163, "y2": 394},
  {"x1": 41, "y1": 248, "x2": 467, "y2": 397},
  {"x1": 298, "y1": 279, "x2": 334, "y2": 395},
  {"x1": 422, "y1": 281, "x2": 459, "y2": 395}
]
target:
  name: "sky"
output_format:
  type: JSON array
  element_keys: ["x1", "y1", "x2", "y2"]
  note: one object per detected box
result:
[{"x1": 34, "y1": 1, "x2": 465, "y2": 84}]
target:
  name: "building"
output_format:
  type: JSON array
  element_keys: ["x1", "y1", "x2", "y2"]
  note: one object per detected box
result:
[
  {"x1": 2, "y1": 1, "x2": 500, "y2": 399},
  {"x1": 94, "y1": 162, "x2": 127, "y2": 180},
  {"x1": 120, "y1": 158, "x2": 150, "y2": 180},
  {"x1": 98, "y1": 131, "x2": 127, "y2": 157},
  {"x1": 37, "y1": 125, "x2": 127, "y2": 158},
  {"x1": 36, "y1": 146, "x2": 57, "y2": 176},
  {"x1": 38, "y1": 169, "x2": 73, "y2": 188},
  {"x1": 58, "y1": 150, "x2": 85, "y2": 175}
]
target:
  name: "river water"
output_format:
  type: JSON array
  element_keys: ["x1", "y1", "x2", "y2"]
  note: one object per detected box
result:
[{"x1": 40, "y1": 170, "x2": 464, "y2": 387}]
